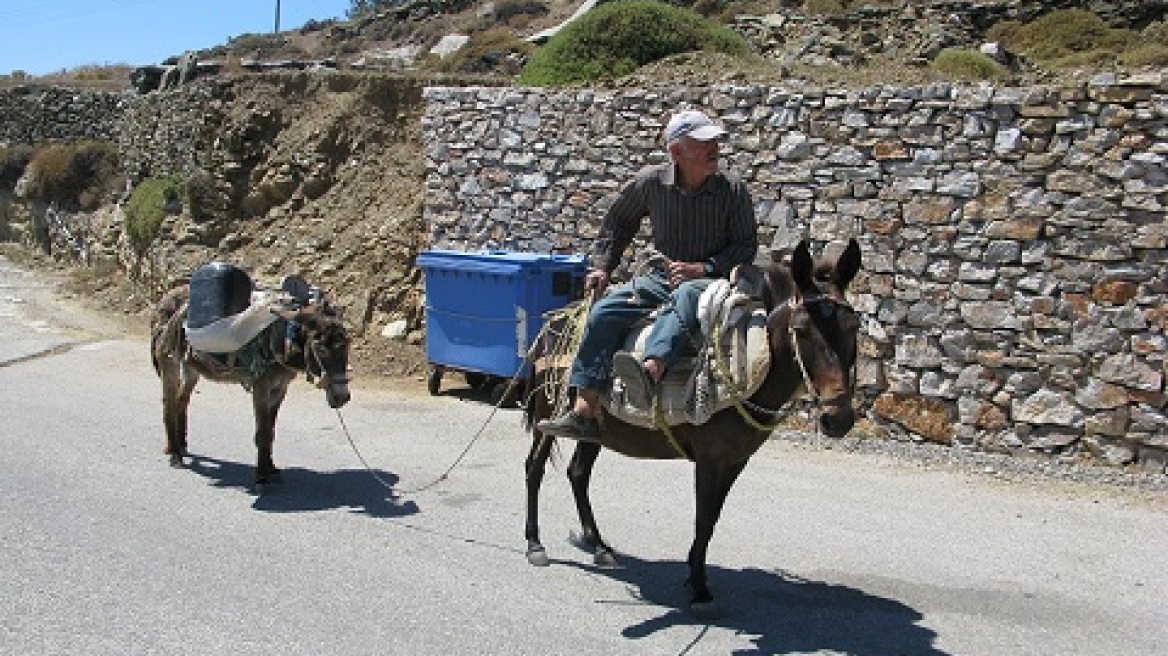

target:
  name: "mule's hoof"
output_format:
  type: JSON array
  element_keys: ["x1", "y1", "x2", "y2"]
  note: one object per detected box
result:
[
  {"x1": 168, "y1": 454, "x2": 185, "y2": 468},
  {"x1": 594, "y1": 549, "x2": 619, "y2": 568},
  {"x1": 526, "y1": 546, "x2": 551, "y2": 567}
]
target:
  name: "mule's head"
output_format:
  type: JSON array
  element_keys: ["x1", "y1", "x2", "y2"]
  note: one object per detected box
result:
[
  {"x1": 294, "y1": 298, "x2": 351, "y2": 409},
  {"x1": 784, "y1": 239, "x2": 862, "y2": 437}
]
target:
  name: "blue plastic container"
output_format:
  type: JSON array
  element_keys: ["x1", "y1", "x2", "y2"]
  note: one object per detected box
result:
[{"x1": 417, "y1": 250, "x2": 587, "y2": 385}]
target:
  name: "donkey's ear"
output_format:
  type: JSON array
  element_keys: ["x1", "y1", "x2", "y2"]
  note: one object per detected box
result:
[
  {"x1": 833, "y1": 238, "x2": 862, "y2": 290},
  {"x1": 791, "y1": 240, "x2": 815, "y2": 292}
]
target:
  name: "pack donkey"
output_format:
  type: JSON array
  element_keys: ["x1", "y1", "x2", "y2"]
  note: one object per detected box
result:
[
  {"x1": 150, "y1": 264, "x2": 351, "y2": 487},
  {"x1": 523, "y1": 239, "x2": 862, "y2": 611}
]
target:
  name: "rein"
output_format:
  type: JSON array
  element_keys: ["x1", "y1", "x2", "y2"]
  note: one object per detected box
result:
[{"x1": 707, "y1": 296, "x2": 851, "y2": 435}]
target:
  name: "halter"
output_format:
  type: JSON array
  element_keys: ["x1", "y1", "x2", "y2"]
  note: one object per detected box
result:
[
  {"x1": 303, "y1": 324, "x2": 349, "y2": 389},
  {"x1": 721, "y1": 294, "x2": 856, "y2": 433}
]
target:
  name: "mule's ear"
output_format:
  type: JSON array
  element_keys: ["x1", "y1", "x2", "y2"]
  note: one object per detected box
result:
[
  {"x1": 833, "y1": 238, "x2": 862, "y2": 289},
  {"x1": 791, "y1": 240, "x2": 815, "y2": 292}
]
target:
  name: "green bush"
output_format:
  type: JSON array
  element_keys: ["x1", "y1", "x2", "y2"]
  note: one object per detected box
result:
[
  {"x1": 517, "y1": 0, "x2": 751, "y2": 86},
  {"x1": 932, "y1": 49, "x2": 1008, "y2": 81},
  {"x1": 987, "y1": 9, "x2": 1138, "y2": 66},
  {"x1": 22, "y1": 140, "x2": 121, "y2": 210},
  {"x1": 124, "y1": 176, "x2": 183, "y2": 252},
  {"x1": 183, "y1": 169, "x2": 220, "y2": 222}
]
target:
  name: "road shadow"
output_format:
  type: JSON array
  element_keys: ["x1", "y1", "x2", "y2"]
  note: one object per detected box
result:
[
  {"x1": 432, "y1": 377, "x2": 527, "y2": 409},
  {"x1": 183, "y1": 454, "x2": 419, "y2": 518},
  {"x1": 560, "y1": 550, "x2": 948, "y2": 656}
]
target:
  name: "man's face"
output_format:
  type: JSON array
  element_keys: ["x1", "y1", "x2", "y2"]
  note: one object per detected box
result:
[{"x1": 672, "y1": 136, "x2": 721, "y2": 182}]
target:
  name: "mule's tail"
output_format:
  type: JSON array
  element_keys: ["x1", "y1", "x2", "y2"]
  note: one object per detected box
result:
[{"x1": 150, "y1": 285, "x2": 190, "y2": 376}]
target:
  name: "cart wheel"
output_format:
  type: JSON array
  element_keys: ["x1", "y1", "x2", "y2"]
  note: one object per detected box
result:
[
  {"x1": 427, "y1": 366, "x2": 444, "y2": 396},
  {"x1": 464, "y1": 371, "x2": 489, "y2": 389}
]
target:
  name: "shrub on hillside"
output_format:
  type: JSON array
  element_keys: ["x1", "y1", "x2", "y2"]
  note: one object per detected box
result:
[
  {"x1": 932, "y1": 49, "x2": 1008, "y2": 81},
  {"x1": 425, "y1": 29, "x2": 535, "y2": 75},
  {"x1": 183, "y1": 169, "x2": 221, "y2": 222},
  {"x1": 518, "y1": 0, "x2": 751, "y2": 86},
  {"x1": 492, "y1": 0, "x2": 549, "y2": 25},
  {"x1": 21, "y1": 140, "x2": 121, "y2": 211},
  {"x1": 124, "y1": 176, "x2": 183, "y2": 253},
  {"x1": 1120, "y1": 42, "x2": 1168, "y2": 68},
  {"x1": 987, "y1": 9, "x2": 1138, "y2": 67}
]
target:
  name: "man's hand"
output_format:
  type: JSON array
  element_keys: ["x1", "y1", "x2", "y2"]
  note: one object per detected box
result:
[
  {"x1": 665, "y1": 260, "x2": 706, "y2": 287},
  {"x1": 584, "y1": 269, "x2": 610, "y2": 300}
]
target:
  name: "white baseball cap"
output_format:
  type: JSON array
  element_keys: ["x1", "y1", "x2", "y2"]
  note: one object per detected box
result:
[{"x1": 664, "y1": 109, "x2": 726, "y2": 144}]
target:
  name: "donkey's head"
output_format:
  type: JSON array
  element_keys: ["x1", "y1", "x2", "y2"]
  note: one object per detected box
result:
[
  {"x1": 292, "y1": 297, "x2": 351, "y2": 409},
  {"x1": 783, "y1": 239, "x2": 862, "y2": 437}
]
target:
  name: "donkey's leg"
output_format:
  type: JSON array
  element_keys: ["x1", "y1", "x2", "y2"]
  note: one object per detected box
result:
[
  {"x1": 252, "y1": 374, "x2": 290, "y2": 486},
  {"x1": 567, "y1": 442, "x2": 617, "y2": 566},
  {"x1": 161, "y1": 360, "x2": 197, "y2": 467},
  {"x1": 524, "y1": 432, "x2": 557, "y2": 566},
  {"x1": 687, "y1": 459, "x2": 748, "y2": 611}
]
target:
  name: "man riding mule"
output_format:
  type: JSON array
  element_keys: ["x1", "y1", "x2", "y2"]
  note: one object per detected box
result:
[
  {"x1": 523, "y1": 239, "x2": 863, "y2": 612},
  {"x1": 150, "y1": 262, "x2": 351, "y2": 487},
  {"x1": 538, "y1": 107, "x2": 759, "y2": 441}
]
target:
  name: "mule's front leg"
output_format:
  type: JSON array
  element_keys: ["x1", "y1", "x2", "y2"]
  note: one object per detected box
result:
[
  {"x1": 568, "y1": 442, "x2": 617, "y2": 567},
  {"x1": 524, "y1": 433, "x2": 557, "y2": 566},
  {"x1": 687, "y1": 459, "x2": 748, "y2": 612},
  {"x1": 252, "y1": 376, "x2": 289, "y2": 486}
]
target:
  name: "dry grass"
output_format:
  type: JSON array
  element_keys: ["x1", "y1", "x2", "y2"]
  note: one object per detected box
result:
[{"x1": 0, "y1": 64, "x2": 133, "y2": 91}]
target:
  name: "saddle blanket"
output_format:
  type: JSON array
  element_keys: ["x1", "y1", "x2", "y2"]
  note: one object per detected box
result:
[{"x1": 602, "y1": 276, "x2": 771, "y2": 429}]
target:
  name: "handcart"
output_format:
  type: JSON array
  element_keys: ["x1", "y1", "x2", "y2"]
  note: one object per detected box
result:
[{"x1": 417, "y1": 249, "x2": 587, "y2": 406}]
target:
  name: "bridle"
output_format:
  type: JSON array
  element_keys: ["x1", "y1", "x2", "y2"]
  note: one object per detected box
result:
[
  {"x1": 788, "y1": 294, "x2": 857, "y2": 407},
  {"x1": 302, "y1": 321, "x2": 350, "y2": 390},
  {"x1": 727, "y1": 294, "x2": 857, "y2": 432}
]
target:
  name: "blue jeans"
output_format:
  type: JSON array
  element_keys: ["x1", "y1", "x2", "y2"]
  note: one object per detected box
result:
[{"x1": 569, "y1": 275, "x2": 714, "y2": 391}]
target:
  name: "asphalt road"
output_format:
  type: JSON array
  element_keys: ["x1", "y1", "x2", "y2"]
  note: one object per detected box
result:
[{"x1": 2, "y1": 254, "x2": 1166, "y2": 656}]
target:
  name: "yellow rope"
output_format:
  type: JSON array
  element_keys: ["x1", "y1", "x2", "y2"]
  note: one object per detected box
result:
[
  {"x1": 536, "y1": 297, "x2": 591, "y2": 417},
  {"x1": 653, "y1": 398, "x2": 692, "y2": 460},
  {"x1": 707, "y1": 308, "x2": 783, "y2": 433}
]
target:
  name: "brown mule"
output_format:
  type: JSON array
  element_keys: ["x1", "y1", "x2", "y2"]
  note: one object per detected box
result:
[
  {"x1": 522, "y1": 239, "x2": 862, "y2": 612},
  {"x1": 150, "y1": 283, "x2": 351, "y2": 488}
]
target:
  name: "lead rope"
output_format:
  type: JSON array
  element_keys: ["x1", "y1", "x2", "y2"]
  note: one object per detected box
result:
[
  {"x1": 332, "y1": 303, "x2": 584, "y2": 498},
  {"x1": 705, "y1": 299, "x2": 821, "y2": 434}
]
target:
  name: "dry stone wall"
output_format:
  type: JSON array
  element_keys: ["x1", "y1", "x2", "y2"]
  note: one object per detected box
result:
[
  {"x1": 422, "y1": 77, "x2": 1167, "y2": 471},
  {"x1": 0, "y1": 86, "x2": 127, "y2": 143},
  {"x1": 2, "y1": 75, "x2": 1164, "y2": 470}
]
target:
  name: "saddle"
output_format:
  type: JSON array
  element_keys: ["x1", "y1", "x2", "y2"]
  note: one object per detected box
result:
[
  {"x1": 601, "y1": 268, "x2": 772, "y2": 428},
  {"x1": 185, "y1": 262, "x2": 279, "y2": 354}
]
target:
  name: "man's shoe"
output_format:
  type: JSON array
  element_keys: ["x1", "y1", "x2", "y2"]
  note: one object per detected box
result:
[
  {"x1": 536, "y1": 410, "x2": 600, "y2": 441},
  {"x1": 612, "y1": 351, "x2": 655, "y2": 409}
]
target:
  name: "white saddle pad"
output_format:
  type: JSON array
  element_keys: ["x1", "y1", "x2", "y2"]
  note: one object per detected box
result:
[{"x1": 603, "y1": 278, "x2": 771, "y2": 428}]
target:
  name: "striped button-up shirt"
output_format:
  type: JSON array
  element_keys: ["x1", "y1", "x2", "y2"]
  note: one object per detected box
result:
[{"x1": 593, "y1": 162, "x2": 758, "y2": 277}]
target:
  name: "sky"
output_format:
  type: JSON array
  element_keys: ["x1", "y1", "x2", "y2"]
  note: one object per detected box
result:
[{"x1": 0, "y1": 0, "x2": 353, "y2": 76}]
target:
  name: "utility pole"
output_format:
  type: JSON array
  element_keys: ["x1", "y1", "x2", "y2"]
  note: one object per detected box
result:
[{"x1": 274, "y1": 0, "x2": 281, "y2": 33}]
